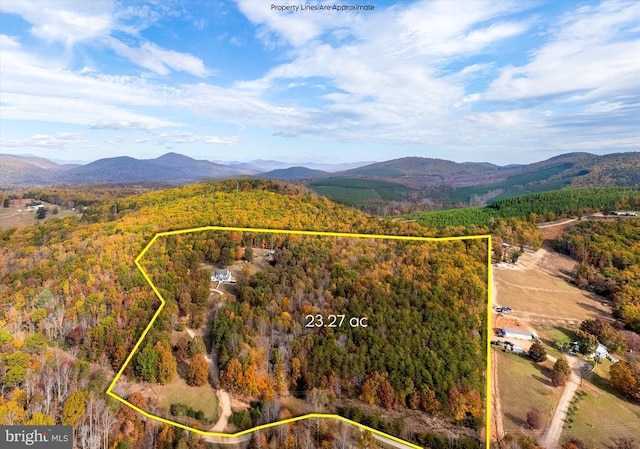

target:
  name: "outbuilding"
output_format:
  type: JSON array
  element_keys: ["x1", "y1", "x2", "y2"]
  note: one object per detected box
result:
[{"x1": 501, "y1": 326, "x2": 534, "y2": 340}]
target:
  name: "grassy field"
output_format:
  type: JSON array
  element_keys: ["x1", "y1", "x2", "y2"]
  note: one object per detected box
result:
[
  {"x1": 154, "y1": 375, "x2": 220, "y2": 426},
  {"x1": 0, "y1": 199, "x2": 78, "y2": 230},
  {"x1": 496, "y1": 349, "x2": 559, "y2": 439},
  {"x1": 494, "y1": 249, "x2": 611, "y2": 324},
  {"x1": 561, "y1": 360, "x2": 640, "y2": 446},
  {"x1": 533, "y1": 324, "x2": 575, "y2": 359}
]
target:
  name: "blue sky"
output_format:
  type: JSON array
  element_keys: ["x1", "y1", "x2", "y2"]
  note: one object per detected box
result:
[{"x1": 0, "y1": 0, "x2": 638, "y2": 165}]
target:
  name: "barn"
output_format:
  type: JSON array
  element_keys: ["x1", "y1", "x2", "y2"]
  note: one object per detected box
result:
[{"x1": 500, "y1": 326, "x2": 534, "y2": 340}]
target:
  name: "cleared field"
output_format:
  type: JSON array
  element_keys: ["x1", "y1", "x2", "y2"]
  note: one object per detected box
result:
[
  {"x1": 494, "y1": 248, "x2": 610, "y2": 324},
  {"x1": 533, "y1": 324, "x2": 574, "y2": 359},
  {"x1": 493, "y1": 243, "x2": 640, "y2": 447},
  {"x1": 0, "y1": 199, "x2": 78, "y2": 230},
  {"x1": 561, "y1": 360, "x2": 640, "y2": 446},
  {"x1": 496, "y1": 349, "x2": 559, "y2": 438},
  {"x1": 154, "y1": 375, "x2": 220, "y2": 424}
]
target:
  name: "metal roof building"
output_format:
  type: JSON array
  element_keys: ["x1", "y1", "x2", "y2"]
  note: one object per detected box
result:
[{"x1": 501, "y1": 326, "x2": 533, "y2": 340}]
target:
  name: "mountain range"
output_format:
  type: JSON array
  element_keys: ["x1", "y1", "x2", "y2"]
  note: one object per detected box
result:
[{"x1": 1, "y1": 151, "x2": 638, "y2": 206}]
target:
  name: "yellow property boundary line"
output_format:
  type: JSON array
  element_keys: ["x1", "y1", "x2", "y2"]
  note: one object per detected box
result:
[{"x1": 106, "y1": 226, "x2": 493, "y2": 449}]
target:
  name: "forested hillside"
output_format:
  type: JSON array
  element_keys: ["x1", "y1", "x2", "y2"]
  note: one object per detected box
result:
[
  {"x1": 406, "y1": 187, "x2": 640, "y2": 228},
  {"x1": 139, "y1": 229, "x2": 487, "y2": 436},
  {"x1": 553, "y1": 220, "x2": 640, "y2": 333},
  {"x1": 0, "y1": 180, "x2": 485, "y2": 448}
]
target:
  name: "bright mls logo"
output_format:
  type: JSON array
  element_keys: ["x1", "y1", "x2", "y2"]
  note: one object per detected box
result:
[{"x1": 1, "y1": 426, "x2": 72, "y2": 448}]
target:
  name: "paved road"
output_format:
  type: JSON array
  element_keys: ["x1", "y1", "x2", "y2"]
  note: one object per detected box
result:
[{"x1": 539, "y1": 354, "x2": 583, "y2": 449}]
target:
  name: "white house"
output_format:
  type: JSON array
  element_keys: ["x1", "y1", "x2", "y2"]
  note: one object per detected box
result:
[
  {"x1": 570, "y1": 342, "x2": 610, "y2": 359},
  {"x1": 211, "y1": 269, "x2": 235, "y2": 284},
  {"x1": 594, "y1": 343, "x2": 609, "y2": 358}
]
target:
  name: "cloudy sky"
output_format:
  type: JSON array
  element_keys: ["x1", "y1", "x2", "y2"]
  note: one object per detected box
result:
[{"x1": 1, "y1": 0, "x2": 638, "y2": 165}]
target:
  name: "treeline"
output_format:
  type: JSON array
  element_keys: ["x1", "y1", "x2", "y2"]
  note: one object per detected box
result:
[
  {"x1": 17, "y1": 185, "x2": 160, "y2": 209},
  {"x1": 489, "y1": 187, "x2": 640, "y2": 219},
  {"x1": 553, "y1": 220, "x2": 640, "y2": 333},
  {"x1": 406, "y1": 187, "x2": 640, "y2": 229}
]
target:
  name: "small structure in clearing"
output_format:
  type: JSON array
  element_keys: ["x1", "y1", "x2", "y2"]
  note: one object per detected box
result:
[
  {"x1": 211, "y1": 269, "x2": 235, "y2": 284},
  {"x1": 500, "y1": 326, "x2": 535, "y2": 340}
]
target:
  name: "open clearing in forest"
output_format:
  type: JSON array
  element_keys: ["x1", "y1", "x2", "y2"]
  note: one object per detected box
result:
[
  {"x1": 0, "y1": 199, "x2": 78, "y2": 230},
  {"x1": 494, "y1": 248, "x2": 610, "y2": 326},
  {"x1": 153, "y1": 375, "x2": 220, "y2": 425},
  {"x1": 560, "y1": 360, "x2": 640, "y2": 447},
  {"x1": 495, "y1": 349, "x2": 559, "y2": 439}
]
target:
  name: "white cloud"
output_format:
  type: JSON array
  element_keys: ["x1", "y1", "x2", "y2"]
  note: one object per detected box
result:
[
  {"x1": 484, "y1": 1, "x2": 640, "y2": 102},
  {"x1": 234, "y1": 0, "x2": 361, "y2": 48},
  {"x1": 0, "y1": 34, "x2": 20, "y2": 49},
  {"x1": 0, "y1": 132, "x2": 94, "y2": 151},
  {"x1": 226, "y1": 0, "x2": 639, "y2": 156},
  {"x1": 0, "y1": 1, "x2": 113, "y2": 45},
  {"x1": 106, "y1": 38, "x2": 211, "y2": 77},
  {"x1": 228, "y1": 1, "x2": 532, "y2": 146},
  {"x1": 0, "y1": 46, "x2": 177, "y2": 129},
  {"x1": 1, "y1": 0, "x2": 638, "y2": 162},
  {"x1": 0, "y1": 1, "x2": 210, "y2": 78},
  {"x1": 138, "y1": 131, "x2": 240, "y2": 145},
  {"x1": 176, "y1": 83, "x2": 312, "y2": 129}
]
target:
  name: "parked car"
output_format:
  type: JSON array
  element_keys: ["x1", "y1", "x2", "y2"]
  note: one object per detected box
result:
[{"x1": 491, "y1": 340, "x2": 502, "y2": 346}]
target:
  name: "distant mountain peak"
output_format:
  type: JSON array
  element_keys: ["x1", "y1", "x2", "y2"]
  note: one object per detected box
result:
[{"x1": 155, "y1": 152, "x2": 194, "y2": 161}]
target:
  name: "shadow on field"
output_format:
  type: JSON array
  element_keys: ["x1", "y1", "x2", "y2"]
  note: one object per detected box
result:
[
  {"x1": 504, "y1": 412, "x2": 527, "y2": 428},
  {"x1": 539, "y1": 325, "x2": 576, "y2": 352},
  {"x1": 530, "y1": 362, "x2": 554, "y2": 388},
  {"x1": 546, "y1": 267, "x2": 575, "y2": 284},
  {"x1": 532, "y1": 374, "x2": 553, "y2": 388},
  {"x1": 576, "y1": 301, "x2": 608, "y2": 316},
  {"x1": 587, "y1": 371, "x2": 620, "y2": 398},
  {"x1": 539, "y1": 336, "x2": 555, "y2": 348}
]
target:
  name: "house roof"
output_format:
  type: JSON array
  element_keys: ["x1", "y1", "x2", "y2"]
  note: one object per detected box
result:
[{"x1": 501, "y1": 326, "x2": 532, "y2": 337}]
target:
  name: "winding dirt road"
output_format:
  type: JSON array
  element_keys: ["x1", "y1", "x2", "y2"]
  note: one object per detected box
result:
[
  {"x1": 209, "y1": 390, "x2": 232, "y2": 432},
  {"x1": 539, "y1": 355, "x2": 583, "y2": 449},
  {"x1": 537, "y1": 219, "x2": 577, "y2": 229}
]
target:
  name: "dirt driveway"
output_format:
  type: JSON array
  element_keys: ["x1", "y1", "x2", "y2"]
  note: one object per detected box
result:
[{"x1": 539, "y1": 354, "x2": 584, "y2": 449}]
